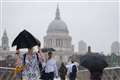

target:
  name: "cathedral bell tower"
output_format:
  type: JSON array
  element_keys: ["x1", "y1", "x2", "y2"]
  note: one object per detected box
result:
[{"x1": 2, "y1": 29, "x2": 9, "y2": 50}]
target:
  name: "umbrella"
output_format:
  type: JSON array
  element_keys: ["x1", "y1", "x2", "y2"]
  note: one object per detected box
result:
[
  {"x1": 35, "y1": 38, "x2": 41, "y2": 47},
  {"x1": 41, "y1": 48, "x2": 56, "y2": 53},
  {"x1": 80, "y1": 53, "x2": 108, "y2": 72},
  {"x1": 12, "y1": 29, "x2": 41, "y2": 49},
  {"x1": 80, "y1": 53, "x2": 108, "y2": 80}
]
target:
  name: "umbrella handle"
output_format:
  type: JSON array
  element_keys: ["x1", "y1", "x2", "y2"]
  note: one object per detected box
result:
[{"x1": 16, "y1": 49, "x2": 20, "y2": 54}]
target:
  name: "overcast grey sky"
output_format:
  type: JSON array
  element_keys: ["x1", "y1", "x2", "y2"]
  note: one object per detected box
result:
[{"x1": 0, "y1": 0, "x2": 119, "y2": 54}]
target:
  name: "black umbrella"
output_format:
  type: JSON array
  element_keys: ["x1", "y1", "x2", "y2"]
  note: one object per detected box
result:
[
  {"x1": 41, "y1": 48, "x2": 56, "y2": 53},
  {"x1": 12, "y1": 29, "x2": 41, "y2": 49},
  {"x1": 80, "y1": 53, "x2": 108, "y2": 80},
  {"x1": 35, "y1": 38, "x2": 41, "y2": 47},
  {"x1": 80, "y1": 53, "x2": 108, "y2": 72}
]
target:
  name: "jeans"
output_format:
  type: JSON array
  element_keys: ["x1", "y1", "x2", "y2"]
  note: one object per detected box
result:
[{"x1": 44, "y1": 72, "x2": 54, "y2": 80}]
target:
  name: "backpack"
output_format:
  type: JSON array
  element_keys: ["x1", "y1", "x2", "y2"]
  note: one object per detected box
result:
[{"x1": 72, "y1": 65, "x2": 77, "y2": 74}]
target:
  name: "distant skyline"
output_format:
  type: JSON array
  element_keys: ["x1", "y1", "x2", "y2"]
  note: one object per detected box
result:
[{"x1": 0, "y1": 1, "x2": 119, "y2": 54}]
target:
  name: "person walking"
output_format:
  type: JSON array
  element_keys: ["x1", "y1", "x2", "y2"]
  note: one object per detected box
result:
[
  {"x1": 68, "y1": 60, "x2": 77, "y2": 80},
  {"x1": 12, "y1": 30, "x2": 45, "y2": 80},
  {"x1": 16, "y1": 46, "x2": 45, "y2": 80},
  {"x1": 44, "y1": 51, "x2": 58, "y2": 80},
  {"x1": 59, "y1": 62, "x2": 67, "y2": 80}
]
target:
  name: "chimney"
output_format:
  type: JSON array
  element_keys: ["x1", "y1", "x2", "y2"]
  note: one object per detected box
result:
[{"x1": 88, "y1": 46, "x2": 91, "y2": 53}]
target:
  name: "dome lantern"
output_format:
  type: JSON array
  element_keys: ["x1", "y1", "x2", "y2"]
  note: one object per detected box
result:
[{"x1": 55, "y1": 4, "x2": 61, "y2": 20}]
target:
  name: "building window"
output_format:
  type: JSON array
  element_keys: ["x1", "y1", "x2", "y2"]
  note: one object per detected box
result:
[
  {"x1": 56, "y1": 39, "x2": 63, "y2": 47},
  {"x1": 47, "y1": 39, "x2": 52, "y2": 47},
  {"x1": 50, "y1": 39, "x2": 52, "y2": 46}
]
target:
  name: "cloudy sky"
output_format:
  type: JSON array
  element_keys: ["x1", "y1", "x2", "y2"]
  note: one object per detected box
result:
[{"x1": 0, "y1": 0, "x2": 119, "y2": 54}]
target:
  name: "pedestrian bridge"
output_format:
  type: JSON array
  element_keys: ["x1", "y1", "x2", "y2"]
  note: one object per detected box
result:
[
  {"x1": 78, "y1": 67, "x2": 120, "y2": 80},
  {"x1": 0, "y1": 67, "x2": 15, "y2": 80},
  {"x1": 0, "y1": 67, "x2": 120, "y2": 80}
]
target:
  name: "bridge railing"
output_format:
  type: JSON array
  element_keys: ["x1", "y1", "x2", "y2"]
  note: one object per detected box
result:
[
  {"x1": 78, "y1": 67, "x2": 120, "y2": 80},
  {"x1": 0, "y1": 67, "x2": 16, "y2": 80},
  {"x1": 0, "y1": 66, "x2": 120, "y2": 80}
]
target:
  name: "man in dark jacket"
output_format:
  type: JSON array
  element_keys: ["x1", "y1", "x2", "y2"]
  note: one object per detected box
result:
[{"x1": 59, "y1": 62, "x2": 67, "y2": 80}]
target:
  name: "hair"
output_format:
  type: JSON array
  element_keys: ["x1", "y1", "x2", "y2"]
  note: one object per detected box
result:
[
  {"x1": 71, "y1": 60, "x2": 74, "y2": 63},
  {"x1": 61, "y1": 62, "x2": 64, "y2": 66},
  {"x1": 48, "y1": 51, "x2": 53, "y2": 59},
  {"x1": 48, "y1": 51, "x2": 53, "y2": 55}
]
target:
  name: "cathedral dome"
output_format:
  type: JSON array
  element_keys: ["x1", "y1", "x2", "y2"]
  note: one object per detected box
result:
[
  {"x1": 47, "y1": 5, "x2": 69, "y2": 34},
  {"x1": 47, "y1": 19, "x2": 68, "y2": 33}
]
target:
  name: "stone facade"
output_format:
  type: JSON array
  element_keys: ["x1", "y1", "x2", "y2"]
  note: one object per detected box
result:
[{"x1": 44, "y1": 5, "x2": 74, "y2": 63}]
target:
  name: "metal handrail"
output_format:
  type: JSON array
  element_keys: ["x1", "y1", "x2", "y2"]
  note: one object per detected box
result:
[
  {"x1": 0, "y1": 67, "x2": 15, "y2": 70},
  {"x1": 79, "y1": 66, "x2": 120, "y2": 72}
]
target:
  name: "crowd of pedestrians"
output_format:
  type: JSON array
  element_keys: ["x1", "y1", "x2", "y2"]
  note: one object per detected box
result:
[{"x1": 16, "y1": 46, "x2": 78, "y2": 80}]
